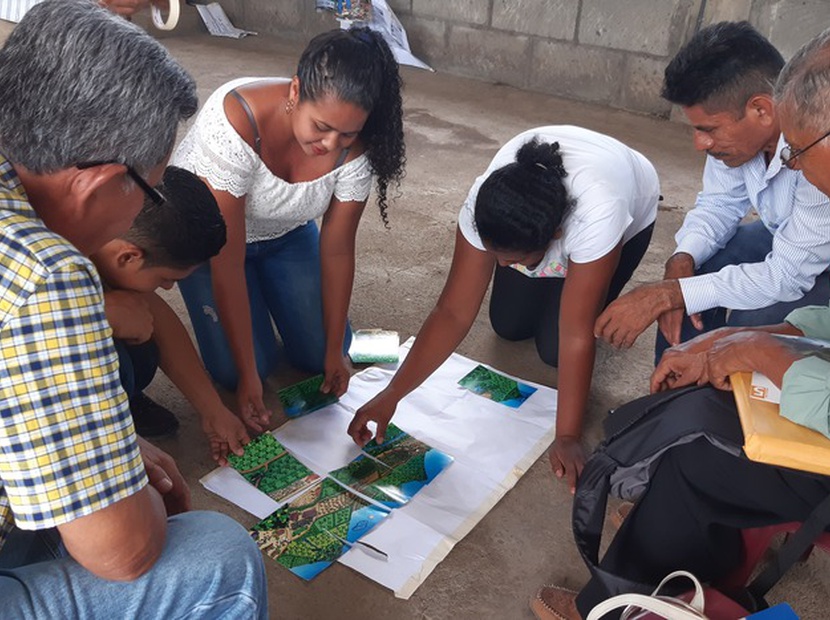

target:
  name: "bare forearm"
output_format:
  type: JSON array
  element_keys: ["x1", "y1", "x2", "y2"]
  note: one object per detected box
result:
[
  {"x1": 663, "y1": 252, "x2": 695, "y2": 279},
  {"x1": 59, "y1": 486, "x2": 167, "y2": 581},
  {"x1": 756, "y1": 351, "x2": 803, "y2": 387},
  {"x1": 320, "y1": 251, "x2": 354, "y2": 359},
  {"x1": 555, "y1": 332, "x2": 596, "y2": 438},
  {"x1": 385, "y1": 306, "x2": 476, "y2": 402},
  {"x1": 660, "y1": 279, "x2": 687, "y2": 313},
  {"x1": 751, "y1": 329, "x2": 809, "y2": 387}
]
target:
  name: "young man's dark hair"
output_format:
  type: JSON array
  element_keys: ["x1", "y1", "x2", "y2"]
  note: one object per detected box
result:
[
  {"x1": 123, "y1": 166, "x2": 226, "y2": 269},
  {"x1": 662, "y1": 21, "x2": 785, "y2": 113},
  {"x1": 92, "y1": 166, "x2": 234, "y2": 439}
]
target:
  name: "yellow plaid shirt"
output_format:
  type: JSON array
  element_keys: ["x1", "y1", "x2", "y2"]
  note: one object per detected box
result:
[{"x1": 0, "y1": 156, "x2": 146, "y2": 548}]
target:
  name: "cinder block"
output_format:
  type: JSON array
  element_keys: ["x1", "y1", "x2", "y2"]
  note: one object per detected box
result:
[
  {"x1": 620, "y1": 55, "x2": 673, "y2": 116},
  {"x1": 412, "y1": 0, "x2": 489, "y2": 25},
  {"x1": 398, "y1": 15, "x2": 447, "y2": 66},
  {"x1": 387, "y1": 0, "x2": 412, "y2": 15},
  {"x1": 764, "y1": 0, "x2": 830, "y2": 59},
  {"x1": 530, "y1": 39, "x2": 626, "y2": 105},
  {"x1": 491, "y1": 0, "x2": 577, "y2": 40},
  {"x1": 446, "y1": 25, "x2": 531, "y2": 87},
  {"x1": 214, "y1": 0, "x2": 243, "y2": 23},
  {"x1": 579, "y1": 0, "x2": 682, "y2": 56},
  {"x1": 701, "y1": 0, "x2": 752, "y2": 26},
  {"x1": 246, "y1": 1, "x2": 304, "y2": 31}
]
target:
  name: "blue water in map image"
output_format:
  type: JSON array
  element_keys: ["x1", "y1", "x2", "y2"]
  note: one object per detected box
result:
[
  {"x1": 291, "y1": 504, "x2": 388, "y2": 580},
  {"x1": 346, "y1": 504, "x2": 389, "y2": 542},
  {"x1": 502, "y1": 382, "x2": 537, "y2": 408},
  {"x1": 293, "y1": 560, "x2": 331, "y2": 580},
  {"x1": 397, "y1": 449, "x2": 454, "y2": 501}
]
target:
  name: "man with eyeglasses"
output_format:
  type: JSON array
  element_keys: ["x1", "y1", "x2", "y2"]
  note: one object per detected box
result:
[
  {"x1": 594, "y1": 22, "x2": 830, "y2": 362},
  {"x1": 0, "y1": 2, "x2": 267, "y2": 617},
  {"x1": 533, "y1": 26, "x2": 830, "y2": 620}
]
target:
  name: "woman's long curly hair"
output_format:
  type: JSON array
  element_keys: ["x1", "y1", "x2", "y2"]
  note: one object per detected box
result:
[
  {"x1": 297, "y1": 27, "x2": 405, "y2": 226},
  {"x1": 475, "y1": 138, "x2": 574, "y2": 252}
]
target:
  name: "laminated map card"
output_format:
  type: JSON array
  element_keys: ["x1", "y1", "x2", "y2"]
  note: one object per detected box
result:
[
  {"x1": 278, "y1": 375, "x2": 339, "y2": 419},
  {"x1": 250, "y1": 478, "x2": 389, "y2": 580},
  {"x1": 227, "y1": 433, "x2": 319, "y2": 503},
  {"x1": 458, "y1": 364, "x2": 537, "y2": 408},
  {"x1": 329, "y1": 423, "x2": 453, "y2": 508},
  {"x1": 202, "y1": 337, "x2": 558, "y2": 598}
]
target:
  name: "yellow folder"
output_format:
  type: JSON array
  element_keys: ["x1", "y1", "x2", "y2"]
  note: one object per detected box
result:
[{"x1": 731, "y1": 372, "x2": 830, "y2": 476}]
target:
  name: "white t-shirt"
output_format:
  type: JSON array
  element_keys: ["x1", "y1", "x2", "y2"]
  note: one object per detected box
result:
[
  {"x1": 172, "y1": 78, "x2": 373, "y2": 243},
  {"x1": 458, "y1": 126, "x2": 660, "y2": 278}
]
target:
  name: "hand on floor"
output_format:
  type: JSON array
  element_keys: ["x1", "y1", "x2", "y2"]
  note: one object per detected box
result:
[{"x1": 549, "y1": 436, "x2": 586, "y2": 494}]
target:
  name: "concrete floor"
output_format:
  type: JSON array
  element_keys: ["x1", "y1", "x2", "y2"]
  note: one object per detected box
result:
[{"x1": 3, "y1": 18, "x2": 829, "y2": 620}]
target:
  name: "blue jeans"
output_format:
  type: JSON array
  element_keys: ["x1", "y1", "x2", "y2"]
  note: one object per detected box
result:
[
  {"x1": 655, "y1": 220, "x2": 830, "y2": 361},
  {"x1": 178, "y1": 222, "x2": 352, "y2": 390},
  {"x1": 0, "y1": 511, "x2": 268, "y2": 619}
]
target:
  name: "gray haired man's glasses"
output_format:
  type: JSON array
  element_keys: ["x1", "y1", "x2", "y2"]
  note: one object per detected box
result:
[
  {"x1": 780, "y1": 128, "x2": 830, "y2": 170},
  {"x1": 76, "y1": 161, "x2": 166, "y2": 205}
]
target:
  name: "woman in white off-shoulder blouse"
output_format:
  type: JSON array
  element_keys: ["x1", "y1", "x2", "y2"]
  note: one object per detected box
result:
[{"x1": 172, "y1": 27, "x2": 405, "y2": 429}]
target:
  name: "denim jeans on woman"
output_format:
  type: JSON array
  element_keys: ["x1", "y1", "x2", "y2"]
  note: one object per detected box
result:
[
  {"x1": 0, "y1": 511, "x2": 268, "y2": 619},
  {"x1": 178, "y1": 221, "x2": 352, "y2": 389}
]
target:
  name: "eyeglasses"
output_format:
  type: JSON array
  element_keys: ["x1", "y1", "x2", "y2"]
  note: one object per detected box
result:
[
  {"x1": 780, "y1": 127, "x2": 830, "y2": 170},
  {"x1": 76, "y1": 161, "x2": 166, "y2": 205}
]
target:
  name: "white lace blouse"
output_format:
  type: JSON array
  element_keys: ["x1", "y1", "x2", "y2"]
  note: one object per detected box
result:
[{"x1": 172, "y1": 77, "x2": 373, "y2": 243}]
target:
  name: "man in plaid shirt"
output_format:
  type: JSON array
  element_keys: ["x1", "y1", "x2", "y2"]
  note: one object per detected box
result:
[{"x1": 0, "y1": 2, "x2": 267, "y2": 617}]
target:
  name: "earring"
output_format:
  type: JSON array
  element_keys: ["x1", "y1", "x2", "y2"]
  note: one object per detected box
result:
[{"x1": 285, "y1": 98, "x2": 295, "y2": 115}]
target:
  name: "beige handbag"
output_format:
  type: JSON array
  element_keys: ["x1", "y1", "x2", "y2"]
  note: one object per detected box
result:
[{"x1": 587, "y1": 571, "x2": 750, "y2": 620}]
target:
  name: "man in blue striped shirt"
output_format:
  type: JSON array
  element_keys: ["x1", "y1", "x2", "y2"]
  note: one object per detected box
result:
[{"x1": 595, "y1": 21, "x2": 830, "y2": 361}]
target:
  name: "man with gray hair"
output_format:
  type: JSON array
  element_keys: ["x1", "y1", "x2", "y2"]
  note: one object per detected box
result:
[
  {"x1": 531, "y1": 26, "x2": 830, "y2": 620},
  {"x1": 0, "y1": 2, "x2": 267, "y2": 617}
]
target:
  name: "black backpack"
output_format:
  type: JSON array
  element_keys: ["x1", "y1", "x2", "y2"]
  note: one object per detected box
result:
[{"x1": 572, "y1": 385, "x2": 830, "y2": 612}]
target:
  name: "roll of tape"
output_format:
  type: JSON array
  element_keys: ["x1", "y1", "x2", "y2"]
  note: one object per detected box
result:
[{"x1": 152, "y1": 0, "x2": 180, "y2": 31}]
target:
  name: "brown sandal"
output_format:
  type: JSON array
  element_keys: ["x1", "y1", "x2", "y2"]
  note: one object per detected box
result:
[{"x1": 529, "y1": 585, "x2": 582, "y2": 620}]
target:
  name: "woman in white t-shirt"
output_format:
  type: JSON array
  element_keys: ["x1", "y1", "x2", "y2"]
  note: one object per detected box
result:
[
  {"x1": 172, "y1": 28, "x2": 405, "y2": 429},
  {"x1": 348, "y1": 126, "x2": 659, "y2": 490}
]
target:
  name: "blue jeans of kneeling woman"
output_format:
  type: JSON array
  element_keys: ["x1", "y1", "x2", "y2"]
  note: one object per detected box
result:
[{"x1": 178, "y1": 221, "x2": 352, "y2": 389}]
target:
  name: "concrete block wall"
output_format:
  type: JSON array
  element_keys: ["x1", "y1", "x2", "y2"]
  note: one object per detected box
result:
[{"x1": 211, "y1": 0, "x2": 830, "y2": 118}]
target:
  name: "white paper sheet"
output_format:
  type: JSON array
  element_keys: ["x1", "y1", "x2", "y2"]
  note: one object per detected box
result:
[
  {"x1": 200, "y1": 466, "x2": 279, "y2": 520},
  {"x1": 336, "y1": 0, "x2": 433, "y2": 71},
  {"x1": 367, "y1": 0, "x2": 432, "y2": 71},
  {"x1": 750, "y1": 371, "x2": 781, "y2": 404},
  {"x1": 195, "y1": 2, "x2": 256, "y2": 39},
  {"x1": 201, "y1": 338, "x2": 557, "y2": 597}
]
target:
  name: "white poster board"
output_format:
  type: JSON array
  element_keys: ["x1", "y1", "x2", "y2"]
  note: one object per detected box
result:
[{"x1": 201, "y1": 338, "x2": 557, "y2": 598}]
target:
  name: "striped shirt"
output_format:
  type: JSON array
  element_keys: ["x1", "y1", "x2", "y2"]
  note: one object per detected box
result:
[
  {"x1": 0, "y1": 156, "x2": 146, "y2": 547},
  {"x1": 677, "y1": 135, "x2": 830, "y2": 315}
]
